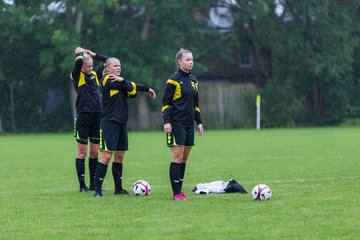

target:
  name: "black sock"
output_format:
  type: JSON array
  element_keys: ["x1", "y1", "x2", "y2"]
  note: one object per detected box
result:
[
  {"x1": 179, "y1": 163, "x2": 186, "y2": 191},
  {"x1": 169, "y1": 162, "x2": 181, "y2": 196},
  {"x1": 112, "y1": 162, "x2": 123, "y2": 192},
  {"x1": 75, "y1": 158, "x2": 86, "y2": 188},
  {"x1": 94, "y1": 162, "x2": 108, "y2": 193},
  {"x1": 89, "y1": 157, "x2": 98, "y2": 188}
]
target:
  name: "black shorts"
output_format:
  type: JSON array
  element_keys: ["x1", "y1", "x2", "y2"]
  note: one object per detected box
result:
[
  {"x1": 74, "y1": 112, "x2": 101, "y2": 145},
  {"x1": 100, "y1": 121, "x2": 128, "y2": 152},
  {"x1": 166, "y1": 124, "x2": 194, "y2": 147}
]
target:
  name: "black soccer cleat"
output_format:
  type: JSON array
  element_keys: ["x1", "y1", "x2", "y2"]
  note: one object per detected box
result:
[
  {"x1": 90, "y1": 186, "x2": 107, "y2": 191},
  {"x1": 114, "y1": 189, "x2": 130, "y2": 195},
  {"x1": 80, "y1": 186, "x2": 90, "y2": 192},
  {"x1": 94, "y1": 191, "x2": 103, "y2": 197}
]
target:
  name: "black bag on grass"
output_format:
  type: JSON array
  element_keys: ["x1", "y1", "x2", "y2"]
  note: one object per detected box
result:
[{"x1": 224, "y1": 179, "x2": 247, "y2": 193}]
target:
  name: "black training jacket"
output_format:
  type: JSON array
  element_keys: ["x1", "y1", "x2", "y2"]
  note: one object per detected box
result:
[
  {"x1": 70, "y1": 52, "x2": 107, "y2": 114},
  {"x1": 162, "y1": 69, "x2": 202, "y2": 127},
  {"x1": 101, "y1": 74, "x2": 149, "y2": 124}
]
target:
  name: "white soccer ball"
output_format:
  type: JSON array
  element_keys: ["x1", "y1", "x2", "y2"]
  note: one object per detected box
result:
[
  {"x1": 132, "y1": 180, "x2": 151, "y2": 196},
  {"x1": 252, "y1": 184, "x2": 272, "y2": 200}
]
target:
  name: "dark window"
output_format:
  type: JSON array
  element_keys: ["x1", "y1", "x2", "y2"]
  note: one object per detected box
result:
[{"x1": 239, "y1": 51, "x2": 252, "y2": 68}]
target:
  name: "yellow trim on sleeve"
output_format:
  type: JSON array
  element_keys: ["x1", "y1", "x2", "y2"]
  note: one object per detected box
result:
[
  {"x1": 162, "y1": 105, "x2": 170, "y2": 112},
  {"x1": 127, "y1": 82, "x2": 137, "y2": 96},
  {"x1": 76, "y1": 56, "x2": 83, "y2": 61},
  {"x1": 70, "y1": 73, "x2": 73, "y2": 81},
  {"x1": 195, "y1": 107, "x2": 200, "y2": 112},
  {"x1": 167, "y1": 79, "x2": 181, "y2": 101},
  {"x1": 195, "y1": 81, "x2": 199, "y2": 91}
]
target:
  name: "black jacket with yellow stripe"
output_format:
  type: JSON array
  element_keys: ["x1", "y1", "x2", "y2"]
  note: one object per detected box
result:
[
  {"x1": 162, "y1": 69, "x2": 202, "y2": 127},
  {"x1": 101, "y1": 74, "x2": 150, "y2": 124},
  {"x1": 70, "y1": 52, "x2": 107, "y2": 114}
]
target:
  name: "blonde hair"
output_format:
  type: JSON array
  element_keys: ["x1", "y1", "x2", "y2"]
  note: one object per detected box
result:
[
  {"x1": 175, "y1": 48, "x2": 192, "y2": 68},
  {"x1": 83, "y1": 53, "x2": 92, "y2": 62},
  {"x1": 102, "y1": 57, "x2": 120, "y2": 76}
]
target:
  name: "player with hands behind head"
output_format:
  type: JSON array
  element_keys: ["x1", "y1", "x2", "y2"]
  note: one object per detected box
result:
[{"x1": 70, "y1": 47, "x2": 108, "y2": 192}]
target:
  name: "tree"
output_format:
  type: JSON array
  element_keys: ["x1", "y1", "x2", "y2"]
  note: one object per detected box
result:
[
  {"x1": 229, "y1": 0, "x2": 360, "y2": 126},
  {"x1": 0, "y1": 0, "x2": 226, "y2": 132},
  {"x1": 0, "y1": 1, "x2": 45, "y2": 132},
  {"x1": 1, "y1": 0, "x2": 359, "y2": 132}
]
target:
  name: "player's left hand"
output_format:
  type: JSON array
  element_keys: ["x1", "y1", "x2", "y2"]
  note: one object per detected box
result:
[
  {"x1": 197, "y1": 124, "x2": 204, "y2": 136},
  {"x1": 85, "y1": 49, "x2": 96, "y2": 57}
]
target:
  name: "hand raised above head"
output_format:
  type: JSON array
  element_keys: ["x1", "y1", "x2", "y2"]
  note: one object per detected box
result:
[
  {"x1": 75, "y1": 47, "x2": 85, "y2": 54},
  {"x1": 85, "y1": 49, "x2": 96, "y2": 57}
]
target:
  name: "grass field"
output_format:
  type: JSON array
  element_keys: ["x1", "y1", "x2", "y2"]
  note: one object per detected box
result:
[{"x1": 1, "y1": 128, "x2": 359, "y2": 239}]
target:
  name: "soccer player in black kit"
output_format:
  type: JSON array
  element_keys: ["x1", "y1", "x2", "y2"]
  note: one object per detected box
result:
[
  {"x1": 70, "y1": 47, "x2": 107, "y2": 192},
  {"x1": 162, "y1": 48, "x2": 204, "y2": 201},
  {"x1": 94, "y1": 57, "x2": 156, "y2": 197}
]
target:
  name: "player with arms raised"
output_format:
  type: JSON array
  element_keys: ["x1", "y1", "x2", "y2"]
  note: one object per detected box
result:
[{"x1": 70, "y1": 47, "x2": 107, "y2": 192}]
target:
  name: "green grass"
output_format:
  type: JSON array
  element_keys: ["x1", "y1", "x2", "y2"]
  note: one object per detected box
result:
[{"x1": 1, "y1": 128, "x2": 360, "y2": 239}]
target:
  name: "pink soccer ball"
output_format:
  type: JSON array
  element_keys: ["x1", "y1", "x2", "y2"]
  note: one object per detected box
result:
[{"x1": 132, "y1": 180, "x2": 151, "y2": 196}]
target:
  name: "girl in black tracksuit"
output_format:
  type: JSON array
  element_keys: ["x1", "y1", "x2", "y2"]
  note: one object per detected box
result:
[
  {"x1": 70, "y1": 47, "x2": 107, "y2": 192},
  {"x1": 162, "y1": 48, "x2": 204, "y2": 201}
]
